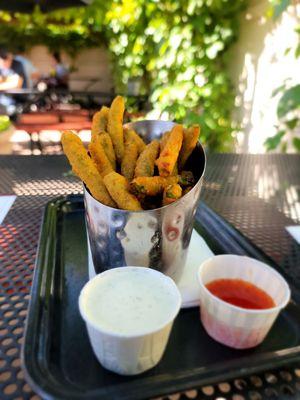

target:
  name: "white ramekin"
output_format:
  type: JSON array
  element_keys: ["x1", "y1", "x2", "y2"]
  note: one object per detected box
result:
[
  {"x1": 198, "y1": 255, "x2": 291, "y2": 349},
  {"x1": 79, "y1": 266, "x2": 181, "y2": 375}
]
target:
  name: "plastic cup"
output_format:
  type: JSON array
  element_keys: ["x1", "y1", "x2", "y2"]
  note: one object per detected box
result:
[
  {"x1": 79, "y1": 267, "x2": 181, "y2": 375},
  {"x1": 198, "y1": 255, "x2": 291, "y2": 349}
]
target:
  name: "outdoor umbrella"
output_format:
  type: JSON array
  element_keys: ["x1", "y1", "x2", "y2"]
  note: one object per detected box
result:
[{"x1": 0, "y1": 0, "x2": 90, "y2": 13}]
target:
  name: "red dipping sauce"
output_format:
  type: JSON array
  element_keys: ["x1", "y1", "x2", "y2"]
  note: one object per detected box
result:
[{"x1": 205, "y1": 279, "x2": 276, "y2": 310}]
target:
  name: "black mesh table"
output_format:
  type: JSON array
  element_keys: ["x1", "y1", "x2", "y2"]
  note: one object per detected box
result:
[{"x1": 0, "y1": 154, "x2": 300, "y2": 400}]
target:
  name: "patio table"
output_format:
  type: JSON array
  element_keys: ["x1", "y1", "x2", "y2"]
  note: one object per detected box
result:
[{"x1": 0, "y1": 154, "x2": 300, "y2": 400}]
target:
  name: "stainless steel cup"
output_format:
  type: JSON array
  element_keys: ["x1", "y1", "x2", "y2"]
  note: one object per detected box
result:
[{"x1": 84, "y1": 120, "x2": 206, "y2": 282}]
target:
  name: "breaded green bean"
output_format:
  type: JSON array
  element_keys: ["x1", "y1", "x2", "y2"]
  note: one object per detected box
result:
[
  {"x1": 103, "y1": 172, "x2": 142, "y2": 211},
  {"x1": 178, "y1": 125, "x2": 200, "y2": 170},
  {"x1": 178, "y1": 170, "x2": 195, "y2": 186},
  {"x1": 107, "y1": 96, "x2": 125, "y2": 163},
  {"x1": 131, "y1": 176, "x2": 178, "y2": 196},
  {"x1": 134, "y1": 140, "x2": 160, "y2": 177},
  {"x1": 61, "y1": 131, "x2": 116, "y2": 207},
  {"x1": 163, "y1": 184, "x2": 182, "y2": 206},
  {"x1": 88, "y1": 135, "x2": 114, "y2": 177},
  {"x1": 125, "y1": 129, "x2": 146, "y2": 154},
  {"x1": 121, "y1": 138, "x2": 139, "y2": 181},
  {"x1": 91, "y1": 106, "x2": 109, "y2": 143},
  {"x1": 61, "y1": 130, "x2": 82, "y2": 145},
  {"x1": 160, "y1": 130, "x2": 177, "y2": 175},
  {"x1": 160, "y1": 131, "x2": 170, "y2": 152},
  {"x1": 98, "y1": 132, "x2": 116, "y2": 170},
  {"x1": 156, "y1": 124, "x2": 183, "y2": 177},
  {"x1": 171, "y1": 162, "x2": 178, "y2": 176}
]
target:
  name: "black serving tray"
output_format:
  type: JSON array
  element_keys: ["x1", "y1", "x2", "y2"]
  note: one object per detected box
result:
[{"x1": 22, "y1": 195, "x2": 300, "y2": 400}]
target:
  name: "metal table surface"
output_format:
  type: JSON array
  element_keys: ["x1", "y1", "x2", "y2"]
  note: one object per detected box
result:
[{"x1": 0, "y1": 154, "x2": 300, "y2": 400}]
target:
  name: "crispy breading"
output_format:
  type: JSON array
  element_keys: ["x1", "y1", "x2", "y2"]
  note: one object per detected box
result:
[
  {"x1": 61, "y1": 95, "x2": 200, "y2": 211},
  {"x1": 91, "y1": 106, "x2": 109, "y2": 143},
  {"x1": 107, "y1": 96, "x2": 125, "y2": 163},
  {"x1": 98, "y1": 132, "x2": 116, "y2": 170},
  {"x1": 125, "y1": 129, "x2": 146, "y2": 154},
  {"x1": 62, "y1": 129, "x2": 82, "y2": 145},
  {"x1": 61, "y1": 131, "x2": 116, "y2": 207},
  {"x1": 163, "y1": 184, "x2": 182, "y2": 206},
  {"x1": 172, "y1": 163, "x2": 178, "y2": 175},
  {"x1": 131, "y1": 176, "x2": 178, "y2": 196},
  {"x1": 121, "y1": 137, "x2": 139, "y2": 181},
  {"x1": 156, "y1": 124, "x2": 183, "y2": 177},
  {"x1": 104, "y1": 172, "x2": 142, "y2": 211},
  {"x1": 178, "y1": 170, "x2": 195, "y2": 186},
  {"x1": 178, "y1": 125, "x2": 199, "y2": 170},
  {"x1": 160, "y1": 130, "x2": 170, "y2": 152},
  {"x1": 160, "y1": 130, "x2": 177, "y2": 175},
  {"x1": 89, "y1": 135, "x2": 114, "y2": 177},
  {"x1": 134, "y1": 140, "x2": 160, "y2": 177}
]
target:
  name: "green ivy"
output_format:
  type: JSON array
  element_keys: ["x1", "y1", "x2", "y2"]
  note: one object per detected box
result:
[
  {"x1": 277, "y1": 85, "x2": 300, "y2": 119},
  {"x1": 0, "y1": 7, "x2": 106, "y2": 55},
  {"x1": 0, "y1": 0, "x2": 247, "y2": 151},
  {"x1": 0, "y1": 116, "x2": 10, "y2": 133},
  {"x1": 101, "y1": 0, "x2": 246, "y2": 151},
  {"x1": 264, "y1": 0, "x2": 300, "y2": 153},
  {"x1": 266, "y1": 82, "x2": 300, "y2": 153}
]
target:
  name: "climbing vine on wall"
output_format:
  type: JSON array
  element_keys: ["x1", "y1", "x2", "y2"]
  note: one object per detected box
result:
[
  {"x1": 0, "y1": 0, "x2": 246, "y2": 151},
  {"x1": 264, "y1": 0, "x2": 300, "y2": 152}
]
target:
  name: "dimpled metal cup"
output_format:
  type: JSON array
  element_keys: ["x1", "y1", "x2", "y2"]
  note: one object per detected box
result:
[{"x1": 84, "y1": 120, "x2": 206, "y2": 282}]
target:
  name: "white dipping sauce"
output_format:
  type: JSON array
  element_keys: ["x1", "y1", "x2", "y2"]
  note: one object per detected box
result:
[{"x1": 81, "y1": 267, "x2": 180, "y2": 336}]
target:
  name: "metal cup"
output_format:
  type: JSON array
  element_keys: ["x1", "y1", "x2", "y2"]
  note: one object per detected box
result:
[{"x1": 84, "y1": 120, "x2": 206, "y2": 282}]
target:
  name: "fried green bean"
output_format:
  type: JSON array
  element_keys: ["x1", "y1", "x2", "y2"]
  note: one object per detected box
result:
[
  {"x1": 160, "y1": 130, "x2": 170, "y2": 152},
  {"x1": 125, "y1": 129, "x2": 146, "y2": 154},
  {"x1": 160, "y1": 130, "x2": 177, "y2": 175},
  {"x1": 121, "y1": 137, "x2": 139, "y2": 181},
  {"x1": 131, "y1": 176, "x2": 178, "y2": 196},
  {"x1": 61, "y1": 131, "x2": 116, "y2": 207},
  {"x1": 104, "y1": 172, "x2": 142, "y2": 211},
  {"x1": 107, "y1": 96, "x2": 125, "y2": 163},
  {"x1": 91, "y1": 106, "x2": 109, "y2": 143},
  {"x1": 88, "y1": 135, "x2": 114, "y2": 177},
  {"x1": 98, "y1": 132, "x2": 116, "y2": 170},
  {"x1": 163, "y1": 184, "x2": 182, "y2": 206},
  {"x1": 156, "y1": 124, "x2": 183, "y2": 177},
  {"x1": 134, "y1": 140, "x2": 160, "y2": 177},
  {"x1": 178, "y1": 170, "x2": 195, "y2": 186},
  {"x1": 178, "y1": 125, "x2": 200, "y2": 170}
]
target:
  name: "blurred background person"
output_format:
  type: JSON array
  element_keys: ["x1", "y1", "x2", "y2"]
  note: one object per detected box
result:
[
  {"x1": 51, "y1": 51, "x2": 69, "y2": 89},
  {"x1": 0, "y1": 48, "x2": 27, "y2": 116},
  {"x1": 0, "y1": 48, "x2": 27, "y2": 90},
  {"x1": 15, "y1": 45, "x2": 39, "y2": 89},
  {"x1": 40, "y1": 51, "x2": 69, "y2": 91}
]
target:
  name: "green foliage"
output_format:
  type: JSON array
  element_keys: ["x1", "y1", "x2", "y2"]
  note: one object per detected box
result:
[
  {"x1": 268, "y1": 0, "x2": 290, "y2": 20},
  {"x1": 264, "y1": 0, "x2": 300, "y2": 153},
  {"x1": 97, "y1": 0, "x2": 246, "y2": 151},
  {"x1": 0, "y1": 0, "x2": 247, "y2": 151},
  {"x1": 264, "y1": 130, "x2": 285, "y2": 151},
  {"x1": 0, "y1": 116, "x2": 10, "y2": 132},
  {"x1": 265, "y1": 82, "x2": 300, "y2": 152},
  {"x1": 277, "y1": 85, "x2": 300, "y2": 119},
  {"x1": 293, "y1": 137, "x2": 300, "y2": 151},
  {"x1": 0, "y1": 7, "x2": 106, "y2": 55}
]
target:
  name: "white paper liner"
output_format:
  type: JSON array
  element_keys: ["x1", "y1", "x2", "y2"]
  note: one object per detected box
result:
[
  {"x1": 198, "y1": 255, "x2": 291, "y2": 349},
  {"x1": 87, "y1": 228, "x2": 214, "y2": 308}
]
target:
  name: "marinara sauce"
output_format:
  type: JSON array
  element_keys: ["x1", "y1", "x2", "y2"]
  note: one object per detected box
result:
[{"x1": 205, "y1": 279, "x2": 275, "y2": 310}]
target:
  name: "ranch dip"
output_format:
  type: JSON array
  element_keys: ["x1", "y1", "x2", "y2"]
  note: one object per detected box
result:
[{"x1": 80, "y1": 267, "x2": 180, "y2": 336}]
